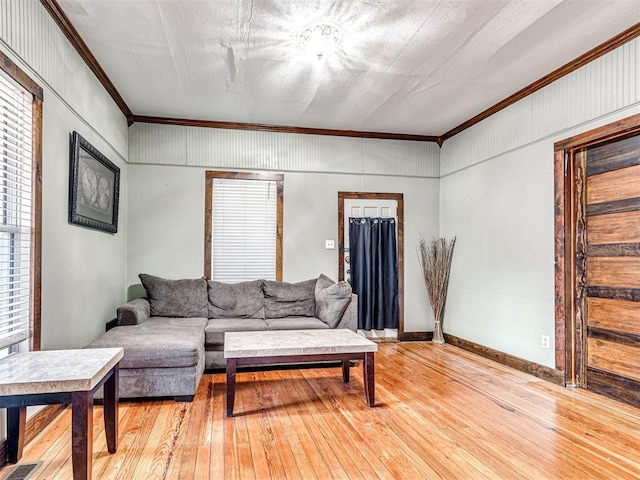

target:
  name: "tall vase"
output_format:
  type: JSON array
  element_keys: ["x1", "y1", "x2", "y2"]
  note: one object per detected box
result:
[
  {"x1": 420, "y1": 236, "x2": 456, "y2": 346},
  {"x1": 432, "y1": 317, "x2": 445, "y2": 344}
]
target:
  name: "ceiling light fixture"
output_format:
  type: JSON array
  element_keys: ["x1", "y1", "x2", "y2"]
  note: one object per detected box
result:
[{"x1": 297, "y1": 21, "x2": 343, "y2": 60}]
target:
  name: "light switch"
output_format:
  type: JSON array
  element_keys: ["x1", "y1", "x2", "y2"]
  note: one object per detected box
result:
[{"x1": 325, "y1": 240, "x2": 335, "y2": 250}]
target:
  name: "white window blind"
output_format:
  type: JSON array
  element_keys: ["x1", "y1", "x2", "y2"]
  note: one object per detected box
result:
[
  {"x1": 0, "y1": 71, "x2": 32, "y2": 350},
  {"x1": 212, "y1": 178, "x2": 277, "y2": 283}
]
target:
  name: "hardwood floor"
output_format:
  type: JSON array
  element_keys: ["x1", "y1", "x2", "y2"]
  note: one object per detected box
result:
[{"x1": 2, "y1": 342, "x2": 640, "y2": 479}]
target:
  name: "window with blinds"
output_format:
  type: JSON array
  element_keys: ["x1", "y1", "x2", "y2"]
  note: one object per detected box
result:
[
  {"x1": 211, "y1": 178, "x2": 278, "y2": 283},
  {"x1": 0, "y1": 71, "x2": 32, "y2": 350}
]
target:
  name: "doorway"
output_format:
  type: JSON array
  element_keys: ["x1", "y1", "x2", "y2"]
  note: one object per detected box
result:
[
  {"x1": 555, "y1": 113, "x2": 640, "y2": 407},
  {"x1": 338, "y1": 192, "x2": 405, "y2": 340}
]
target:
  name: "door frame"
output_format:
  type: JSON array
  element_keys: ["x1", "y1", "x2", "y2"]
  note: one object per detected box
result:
[
  {"x1": 338, "y1": 192, "x2": 407, "y2": 339},
  {"x1": 554, "y1": 112, "x2": 640, "y2": 387}
]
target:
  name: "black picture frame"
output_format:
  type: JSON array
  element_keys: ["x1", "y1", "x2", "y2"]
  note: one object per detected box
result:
[{"x1": 69, "y1": 131, "x2": 120, "y2": 233}]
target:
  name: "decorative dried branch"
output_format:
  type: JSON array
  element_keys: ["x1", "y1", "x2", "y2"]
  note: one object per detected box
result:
[{"x1": 419, "y1": 237, "x2": 456, "y2": 344}]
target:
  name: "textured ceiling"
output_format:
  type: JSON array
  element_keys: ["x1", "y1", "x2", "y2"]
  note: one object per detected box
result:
[{"x1": 58, "y1": 0, "x2": 640, "y2": 136}]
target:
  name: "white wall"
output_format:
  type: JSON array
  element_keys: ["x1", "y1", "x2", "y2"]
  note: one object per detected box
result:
[
  {"x1": 40, "y1": 98, "x2": 128, "y2": 349},
  {"x1": 440, "y1": 36, "x2": 640, "y2": 367},
  {"x1": 127, "y1": 123, "x2": 441, "y2": 332},
  {"x1": 129, "y1": 123, "x2": 440, "y2": 177},
  {"x1": 126, "y1": 164, "x2": 439, "y2": 333},
  {"x1": 0, "y1": 0, "x2": 129, "y2": 350},
  {"x1": 440, "y1": 140, "x2": 556, "y2": 364},
  {"x1": 280, "y1": 172, "x2": 439, "y2": 334}
]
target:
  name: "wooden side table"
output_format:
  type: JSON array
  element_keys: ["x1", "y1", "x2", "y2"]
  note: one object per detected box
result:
[{"x1": 0, "y1": 348, "x2": 123, "y2": 480}]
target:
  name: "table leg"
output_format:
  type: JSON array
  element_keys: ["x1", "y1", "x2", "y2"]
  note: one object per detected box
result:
[
  {"x1": 103, "y1": 364, "x2": 119, "y2": 454},
  {"x1": 6, "y1": 406, "x2": 26, "y2": 463},
  {"x1": 342, "y1": 360, "x2": 350, "y2": 383},
  {"x1": 226, "y1": 358, "x2": 237, "y2": 417},
  {"x1": 72, "y1": 391, "x2": 93, "y2": 480},
  {"x1": 364, "y1": 352, "x2": 375, "y2": 407}
]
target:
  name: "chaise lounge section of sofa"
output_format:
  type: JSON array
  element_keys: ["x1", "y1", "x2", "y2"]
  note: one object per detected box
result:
[{"x1": 86, "y1": 274, "x2": 357, "y2": 401}]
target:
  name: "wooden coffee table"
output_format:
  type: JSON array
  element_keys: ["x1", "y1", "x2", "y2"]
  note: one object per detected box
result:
[
  {"x1": 0, "y1": 348, "x2": 123, "y2": 480},
  {"x1": 224, "y1": 329, "x2": 377, "y2": 417}
]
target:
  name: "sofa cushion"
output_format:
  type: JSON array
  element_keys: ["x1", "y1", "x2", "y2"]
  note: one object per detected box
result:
[
  {"x1": 139, "y1": 274, "x2": 208, "y2": 318},
  {"x1": 314, "y1": 274, "x2": 353, "y2": 328},
  {"x1": 142, "y1": 317, "x2": 208, "y2": 331},
  {"x1": 86, "y1": 320, "x2": 205, "y2": 369},
  {"x1": 208, "y1": 280, "x2": 264, "y2": 319},
  {"x1": 265, "y1": 317, "x2": 329, "y2": 331},
  {"x1": 264, "y1": 278, "x2": 316, "y2": 318},
  {"x1": 204, "y1": 318, "x2": 268, "y2": 346}
]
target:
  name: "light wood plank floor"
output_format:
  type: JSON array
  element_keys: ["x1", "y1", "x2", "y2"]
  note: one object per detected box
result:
[{"x1": 2, "y1": 342, "x2": 640, "y2": 479}]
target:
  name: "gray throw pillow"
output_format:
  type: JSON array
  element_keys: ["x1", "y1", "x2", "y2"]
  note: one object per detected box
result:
[
  {"x1": 139, "y1": 274, "x2": 208, "y2": 318},
  {"x1": 208, "y1": 280, "x2": 265, "y2": 319},
  {"x1": 314, "y1": 274, "x2": 352, "y2": 328},
  {"x1": 264, "y1": 278, "x2": 316, "y2": 318}
]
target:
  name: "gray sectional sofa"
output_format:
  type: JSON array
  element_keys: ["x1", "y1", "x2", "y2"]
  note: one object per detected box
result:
[{"x1": 86, "y1": 273, "x2": 356, "y2": 401}]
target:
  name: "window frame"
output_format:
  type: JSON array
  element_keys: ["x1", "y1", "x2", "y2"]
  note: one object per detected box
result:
[
  {"x1": 204, "y1": 171, "x2": 283, "y2": 282},
  {"x1": 0, "y1": 50, "x2": 42, "y2": 352}
]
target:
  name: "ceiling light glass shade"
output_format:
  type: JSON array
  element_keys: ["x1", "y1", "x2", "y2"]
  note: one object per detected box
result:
[{"x1": 297, "y1": 21, "x2": 343, "y2": 60}]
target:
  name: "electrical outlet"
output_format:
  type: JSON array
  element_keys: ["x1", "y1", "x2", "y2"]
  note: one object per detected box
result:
[
  {"x1": 325, "y1": 240, "x2": 335, "y2": 250},
  {"x1": 541, "y1": 335, "x2": 550, "y2": 349}
]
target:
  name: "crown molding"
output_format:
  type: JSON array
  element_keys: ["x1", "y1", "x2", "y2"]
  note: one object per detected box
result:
[
  {"x1": 39, "y1": 0, "x2": 133, "y2": 123},
  {"x1": 440, "y1": 22, "x2": 640, "y2": 143},
  {"x1": 131, "y1": 115, "x2": 439, "y2": 142}
]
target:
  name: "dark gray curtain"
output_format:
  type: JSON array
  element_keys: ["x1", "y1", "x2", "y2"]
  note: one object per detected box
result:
[{"x1": 349, "y1": 217, "x2": 398, "y2": 331}]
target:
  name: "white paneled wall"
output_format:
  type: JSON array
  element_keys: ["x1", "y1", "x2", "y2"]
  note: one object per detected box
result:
[
  {"x1": 438, "y1": 34, "x2": 640, "y2": 368},
  {"x1": 441, "y1": 37, "x2": 640, "y2": 175},
  {"x1": 129, "y1": 123, "x2": 440, "y2": 178},
  {"x1": 0, "y1": 0, "x2": 128, "y2": 160},
  {"x1": 0, "y1": 0, "x2": 129, "y2": 354}
]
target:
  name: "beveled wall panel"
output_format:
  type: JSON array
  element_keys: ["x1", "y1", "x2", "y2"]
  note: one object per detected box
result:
[
  {"x1": 587, "y1": 257, "x2": 640, "y2": 288},
  {"x1": 588, "y1": 297, "x2": 640, "y2": 336},
  {"x1": 0, "y1": 0, "x2": 128, "y2": 159},
  {"x1": 587, "y1": 337, "x2": 640, "y2": 381},
  {"x1": 129, "y1": 123, "x2": 440, "y2": 178},
  {"x1": 587, "y1": 164, "x2": 640, "y2": 204},
  {"x1": 587, "y1": 211, "x2": 640, "y2": 245},
  {"x1": 441, "y1": 38, "x2": 640, "y2": 176}
]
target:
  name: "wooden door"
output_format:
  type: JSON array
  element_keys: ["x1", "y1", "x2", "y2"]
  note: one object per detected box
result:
[{"x1": 579, "y1": 134, "x2": 640, "y2": 406}]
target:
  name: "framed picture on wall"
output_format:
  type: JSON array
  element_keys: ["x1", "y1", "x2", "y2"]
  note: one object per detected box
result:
[{"x1": 68, "y1": 131, "x2": 120, "y2": 233}]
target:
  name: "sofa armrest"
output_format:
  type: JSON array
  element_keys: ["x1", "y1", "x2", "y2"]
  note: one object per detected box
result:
[
  {"x1": 117, "y1": 298, "x2": 151, "y2": 326},
  {"x1": 334, "y1": 294, "x2": 357, "y2": 331}
]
